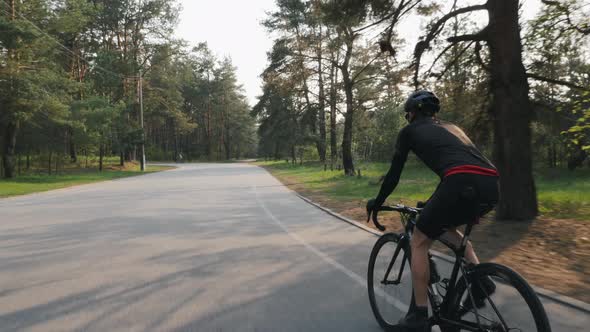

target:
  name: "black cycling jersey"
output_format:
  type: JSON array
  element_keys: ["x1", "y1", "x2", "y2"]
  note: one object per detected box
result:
[{"x1": 374, "y1": 117, "x2": 496, "y2": 207}]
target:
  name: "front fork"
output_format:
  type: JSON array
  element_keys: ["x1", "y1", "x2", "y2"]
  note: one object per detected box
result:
[
  {"x1": 382, "y1": 234, "x2": 442, "y2": 314},
  {"x1": 381, "y1": 234, "x2": 410, "y2": 286}
]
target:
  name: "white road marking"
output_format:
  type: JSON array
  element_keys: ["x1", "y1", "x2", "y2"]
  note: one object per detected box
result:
[{"x1": 253, "y1": 185, "x2": 408, "y2": 312}]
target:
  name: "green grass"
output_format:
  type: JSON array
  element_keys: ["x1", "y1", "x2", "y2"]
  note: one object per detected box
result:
[
  {"x1": 257, "y1": 160, "x2": 590, "y2": 221},
  {"x1": 535, "y1": 168, "x2": 590, "y2": 219},
  {"x1": 0, "y1": 163, "x2": 174, "y2": 198}
]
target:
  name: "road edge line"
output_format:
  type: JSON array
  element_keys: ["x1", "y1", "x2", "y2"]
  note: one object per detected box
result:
[
  {"x1": 294, "y1": 193, "x2": 590, "y2": 315},
  {"x1": 253, "y1": 185, "x2": 409, "y2": 311}
]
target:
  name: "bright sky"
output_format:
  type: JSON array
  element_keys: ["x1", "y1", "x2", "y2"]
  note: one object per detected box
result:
[
  {"x1": 176, "y1": 0, "x2": 277, "y2": 106},
  {"x1": 175, "y1": 0, "x2": 543, "y2": 106}
]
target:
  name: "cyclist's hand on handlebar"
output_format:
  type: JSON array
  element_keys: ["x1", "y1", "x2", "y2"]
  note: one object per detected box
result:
[
  {"x1": 366, "y1": 198, "x2": 387, "y2": 231},
  {"x1": 366, "y1": 198, "x2": 378, "y2": 223}
]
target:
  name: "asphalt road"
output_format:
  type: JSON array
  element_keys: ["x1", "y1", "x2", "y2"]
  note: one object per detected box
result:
[{"x1": 0, "y1": 163, "x2": 588, "y2": 331}]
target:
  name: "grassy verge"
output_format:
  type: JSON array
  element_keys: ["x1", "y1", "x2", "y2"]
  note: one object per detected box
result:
[
  {"x1": 256, "y1": 160, "x2": 590, "y2": 221},
  {"x1": 0, "y1": 162, "x2": 174, "y2": 198}
]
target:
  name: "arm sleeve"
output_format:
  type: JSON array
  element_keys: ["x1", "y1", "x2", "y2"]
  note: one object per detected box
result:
[{"x1": 374, "y1": 128, "x2": 410, "y2": 207}]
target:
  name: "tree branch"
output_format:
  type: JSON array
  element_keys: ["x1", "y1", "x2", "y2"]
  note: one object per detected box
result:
[
  {"x1": 425, "y1": 43, "x2": 455, "y2": 76},
  {"x1": 430, "y1": 41, "x2": 474, "y2": 80},
  {"x1": 353, "y1": 10, "x2": 396, "y2": 34},
  {"x1": 351, "y1": 52, "x2": 382, "y2": 84},
  {"x1": 411, "y1": 3, "x2": 488, "y2": 88},
  {"x1": 446, "y1": 28, "x2": 488, "y2": 42},
  {"x1": 379, "y1": 0, "x2": 421, "y2": 55},
  {"x1": 473, "y1": 41, "x2": 490, "y2": 72},
  {"x1": 415, "y1": 3, "x2": 488, "y2": 56},
  {"x1": 527, "y1": 73, "x2": 590, "y2": 91},
  {"x1": 354, "y1": 75, "x2": 387, "y2": 85},
  {"x1": 542, "y1": 0, "x2": 590, "y2": 35}
]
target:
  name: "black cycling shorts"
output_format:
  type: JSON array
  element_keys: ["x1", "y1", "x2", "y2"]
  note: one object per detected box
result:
[{"x1": 416, "y1": 173, "x2": 499, "y2": 239}]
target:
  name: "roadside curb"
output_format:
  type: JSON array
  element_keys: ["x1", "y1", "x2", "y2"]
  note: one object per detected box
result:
[{"x1": 295, "y1": 193, "x2": 590, "y2": 315}]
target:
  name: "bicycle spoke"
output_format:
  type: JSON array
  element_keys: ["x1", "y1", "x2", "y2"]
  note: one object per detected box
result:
[
  {"x1": 368, "y1": 234, "x2": 413, "y2": 329},
  {"x1": 453, "y1": 268, "x2": 550, "y2": 332},
  {"x1": 395, "y1": 250, "x2": 408, "y2": 284},
  {"x1": 482, "y1": 283, "x2": 511, "y2": 331},
  {"x1": 458, "y1": 303, "x2": 503, "y2": 326},
  {"x1": 382, "y1": 240, "x2": 402, "y2": 283}
]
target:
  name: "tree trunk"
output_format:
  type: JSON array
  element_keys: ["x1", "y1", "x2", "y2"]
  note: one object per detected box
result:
[
  {"x1": 224, "y1": 132, "x2": 231, "y2": 160},
  {"x1": 340, "y1": 31, "x2": 355, "y2": 176},
  {"x1": 341, "y1": 74, "x2": 355, "y2": 176},
  {"x1": 273, "y1": 142, "x2": 279, "y2": 160},
  {"x1": 299, "y1": 148, "x2": 303, "y2": 165},
  {"x1": 1, "y1": 120, "x2": 18, "y2": 178},
  {"x1": 329, "y1": 60, "x2": 338, "y2": 169},
  {"x1": 99, "y1": 144, "x2": 104, "y2": 172},
  {"x1": 125, "y1": 148, "x2": 133, "y2": 162},
  {"x1": 206, "y1": 77, "x2": 213, "y2": 159},
  {"x1": 340, "y1": 72, "x2": 355, "y2": 175},
  {"x1": 120, "y1": 151, "x2": 124, "y2": 166},
  {"x1": 291, "y1": 145, "x2": 296, "y2": 164},
  {"x1": 174, "y1": 130, "x2": 179, "y2": 162},
  {"x1": 317, "y1": 26, "x2": 327, "y2": 163},
  {"x1": 487, "y1": 0, "x2": 537, "y2": 220},
  {"x1": 48, "y1": 150, "x2": 52, "y2": 175},
  {"x1": 2, "y1": 0, "x2": 18, "y2": 179},
  {"x1": 69, "y1": 129, "x2": 77, "y2": 163}
]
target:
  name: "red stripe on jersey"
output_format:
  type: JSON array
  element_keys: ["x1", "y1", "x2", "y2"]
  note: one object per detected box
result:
[{"x1": 444, "y1": 165, "x2": 499, "y2": 178}]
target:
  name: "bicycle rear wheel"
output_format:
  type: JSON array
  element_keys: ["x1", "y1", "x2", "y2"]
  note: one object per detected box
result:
[
  {"x1": 367, "y1": 233, "x2": 413, "y2": 330},
  {"x1": 446, "y1": 263, "x2": 551, "y2": 332}
]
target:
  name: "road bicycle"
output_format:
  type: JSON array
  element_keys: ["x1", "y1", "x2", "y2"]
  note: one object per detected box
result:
[{"x1": 367, "y1": 203, "x2": 552, "y2": 332}]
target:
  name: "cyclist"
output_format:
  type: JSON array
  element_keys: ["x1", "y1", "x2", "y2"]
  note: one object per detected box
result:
[{"x1": 366, "y1": 90, "x2": 499, "y2": 332}]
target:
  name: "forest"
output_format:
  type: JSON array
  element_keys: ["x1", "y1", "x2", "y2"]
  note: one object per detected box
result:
[
  {"x1": 0, "y1": 0, "x2": 257, "y2": 178},
  {"x1": 253, "y1": 0, "x2": 589, "y2": 220},
  {"x1": 1, "y1": 0, "x2": 589, "y2": 221}
]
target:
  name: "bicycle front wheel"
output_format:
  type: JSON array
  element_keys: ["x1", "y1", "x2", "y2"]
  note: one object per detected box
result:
[
  {"x1": 447, "y1": 262, "x2": 552, "y2": 332},
  {"x1": 367, "y1": 233, "x2": 413, "y2": 330}
]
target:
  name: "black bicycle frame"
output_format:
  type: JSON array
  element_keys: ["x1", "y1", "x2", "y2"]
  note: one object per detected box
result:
[
  {"x1": 432, "y1": 222, "x2": 490, "y2": 332},
  {"x1": 381, "y1": 212, "x2": 487, "y2": 331}
]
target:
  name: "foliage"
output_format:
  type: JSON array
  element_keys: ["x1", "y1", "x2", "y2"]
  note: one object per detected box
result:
[
  {"x1": 0, "y1": 0, "x2": 257, "y2": 179},
  {"x1": 525, "y1": 0, "x2": 590, "y2": 168}
]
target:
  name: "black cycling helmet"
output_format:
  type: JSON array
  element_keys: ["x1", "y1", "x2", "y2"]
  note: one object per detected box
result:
[{"x1": 404, "y1": 90, "x2": 440, "y2": 114}]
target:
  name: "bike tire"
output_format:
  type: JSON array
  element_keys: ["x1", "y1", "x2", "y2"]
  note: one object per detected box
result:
[
  {"x1": 446, "y1": 262, "x2": 551, "y2": 332},
  {"x1": 367, "y1": 233, "x2": 413, "y2": 331}
]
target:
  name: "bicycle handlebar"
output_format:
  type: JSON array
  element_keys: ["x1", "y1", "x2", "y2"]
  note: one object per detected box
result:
[{"x1": 367, "y1": 204, "x2": 423, "y2": 231}]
